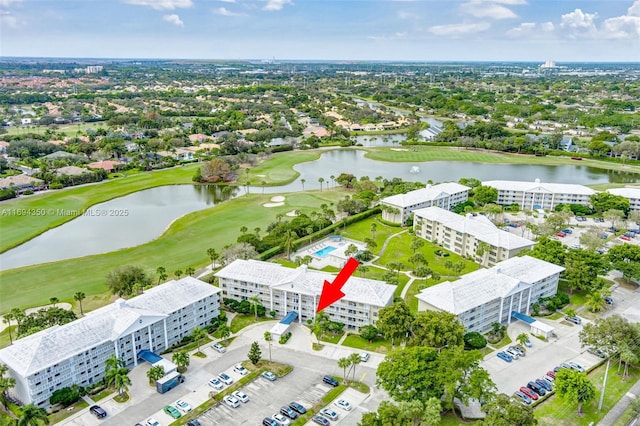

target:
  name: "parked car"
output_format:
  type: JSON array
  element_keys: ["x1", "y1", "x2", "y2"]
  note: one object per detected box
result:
[
  {"x1": 187, "y1": 420, "x2": 202, "y2": 426},
  {"x1": 527, "y1": 381, "x2": 546, "y2": 396},
  {"x1": 505, "y1": 347, "x2": 520, "y2": 359},
  {"x1": 602, "y1": 233, "x2": 609, "y2": 239},
  {"x1": 208, "y1": 377, "x2": 224, "y2": 390},
  {"x1": 223, "y1": 395, "x2": 240, "y2": 408},
  {"x1": 280, "y1": 406, "x2": 298, "y2": 420},
  {"x1": 620, "y1": 235, "x2": 631, "y2": 241},
  {"x1": 497, "y1": 351, "x2": 513, "y2": 362},
  {"x1": 509, "y1": 346, "x2": 525, "y2": 357},
  {"x1": 211, "y1": 343, "x2": 226, "y2": 353},
  {"x1": 262, "y1": 417, "x2": 278, "y2": 426},
  {"x1": 542, "y1": 374, "x2": 555, "y2": 384},
  {"x1": 334, "y1": 399, "x2": 352, "y2": 411},
  {"x1": 588, "y1": 347, "x2": 607, "y2": 358},
  {"x1": 146, "y1": 418, "x2": 161, "y2": 426},
  {"x1": 565, "y1": 315, "x2": 582, "y2": 325},
  {"x1": 513, "y1": 391, "x2": 532, "y2": 405},
  {"x1": 524, "y1": 338, "x2": 532, "y2": 348},
  {"x1": 555, "y1": 232, "x2": 566, "y2": 238},
  {"x1": 519, "y1": 387, "x2": 539, "y2": 400},
  {"x1": 360, "y1": 352, "x2": 370, "y2": 362},
  {"x1": 175, "y1": 400, "x2": 192, "y2": 413},
  {"x1": 262, "y1": 371, "x2": 277, "y2": 381},
  {"x1": 163, "y1": 405, "x2": 181, "y2": 419},
  {"x1": 562, "y1": 229, "x2": 573, "y2": 234},
  {"x1": 323, "y1": 375, "x2": 339, "y2": 387},
  {"x1": 90, "y1": 405, "x2": 107, "y2": 419},
  {"x1": 546, "y1": 370, "x2": 556, "y2": 379},
  {"x1": 233, "y1": 364, "x2": 249, "y2": 376},
  {"x1": 320, "y1": 408, "x2": 339, "y2": 421},
  {"x1": 232, "y1": 390, "x2": 249, "y2": 403},
  {"x1": 218, "y1": 372, "x2": 233, "y2": 385},
  {"x1": 535, "y1": 378, "x2": 552, "y2": 392},
  {"x1": 311, "y1": 415, "x2": 330, "y2": 426},
  {"x1": 289, "y1": 401, "x2": 307, "y2": 415},
  {"x1": 555, "y1": 363, "x2": 572, "y2": 372},
  {"x1": 568, "y1": 362, "x2": 585, "y2": 372},
  {"x1": 272, "y1": 412, "x2": 291, "y2": 425}
]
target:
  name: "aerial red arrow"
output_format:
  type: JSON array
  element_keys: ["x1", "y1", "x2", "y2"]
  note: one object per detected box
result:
[{"x1": 316, "y1": 257, "x2": 360, "y2": 313}]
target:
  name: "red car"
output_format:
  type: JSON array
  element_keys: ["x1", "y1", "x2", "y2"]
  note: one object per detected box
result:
[
  {"x1": 519, "y1": 387, "x2": 539, "y2": 400},
  {"x1": 620, "y1": 236, "x2": 631, "y2": 241},
  {"x1": 546, "y1": 370, "x2": 556, "y2": 379},
  {"x1": 556, "y1": 232, "x2": 566, "y2": 238}
]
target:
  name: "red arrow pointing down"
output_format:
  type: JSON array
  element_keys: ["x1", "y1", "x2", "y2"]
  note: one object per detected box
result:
[{"x1": 316, "y1": 257, "x2": 360, "y2": 313}]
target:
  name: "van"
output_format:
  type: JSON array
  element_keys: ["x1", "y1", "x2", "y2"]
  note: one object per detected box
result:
[{"x1": 90, "y1": 405, "x2": 107, "y2": 419}]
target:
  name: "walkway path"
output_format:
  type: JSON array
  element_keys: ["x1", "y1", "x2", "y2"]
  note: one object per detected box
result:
[
  {"x1": 372, "y1": 228, "x2": 407, "y2": 261},
  {"x1": 598, "y1": 374, "x2": 640, "y2": 425}
]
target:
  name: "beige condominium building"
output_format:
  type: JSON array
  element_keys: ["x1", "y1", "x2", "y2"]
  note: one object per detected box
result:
[
  {"x1": 413, "y1": 206, "x2": 535, "y2": 266},
  {"x1": 482, "y1": 178, "x2": 595, "y2": 211},
  {"x1": 607, "y1": 187, "x2": 640, "y2": 212},
  {"x1": 416, "y1": 256, "x2": 565, "y2": 334},
  {"x1": 0, "y1": 278, "x2": 220, "y2": 407},
  {"x1": 380, "y1": 182, "x2": 470, "y2": 225},
  {"x1": 215, "y1": 259, "x2": 395, "y2": 330}
]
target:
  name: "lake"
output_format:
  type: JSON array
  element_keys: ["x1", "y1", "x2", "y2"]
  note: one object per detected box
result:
[{"x1": 1, "y1": 149, "x2": 637, "y2": 270}]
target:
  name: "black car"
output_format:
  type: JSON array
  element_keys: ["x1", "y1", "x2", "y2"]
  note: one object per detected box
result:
[
  {"x1": 311, "y1": 415, "x2": 330, "y2": 425},
  {"x1": 280, "y1": 406, "x2": 298, "y2": 419},
  {"x1": 323, "y1": 375, "x2": 339, "y2": 387},
  {"x1": 527, "y1": 381, "x2": 546, "y2": 396},
  {"x1": 187, "y1": 421, "x2": 202, "y2": 426},
  {"x1": 535, "y1": 378, "x2": 552, "y2": 392},
  {"x1": 289, "y1": 401, "x2": 307, "y2": 415},
  {"x1": 262, "y1": 417, "x2": 278, "y2": 426},
  {"x1": 604, "y1": 296, "x2": 614, "y2": 305},
  {"x1": 90, "y1": 405, "x2": 107, "y2": 419}
]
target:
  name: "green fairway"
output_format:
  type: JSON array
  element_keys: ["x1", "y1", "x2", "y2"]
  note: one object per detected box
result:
[
  {"x1": 4, "y1": 123, "x2": 107, "y2": 136},
  {"x1": 244, "y1": 150, "x2": 321, "y2": 186},
  {"x1": 0, "y1": 190, "x2": 346, "y2": 313},
  {"x1": 363, "y1": 146, "x2": 640, "y2": 174}
]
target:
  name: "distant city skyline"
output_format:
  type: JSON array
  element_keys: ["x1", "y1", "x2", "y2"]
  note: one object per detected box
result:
[{"x1": 1, "y1": 0, "x2": 639, "y2": 62}]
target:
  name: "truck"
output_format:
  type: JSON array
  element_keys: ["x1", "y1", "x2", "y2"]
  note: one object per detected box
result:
[{"x1": 156, "y1": 371, "x2": 185, "y2": 394}]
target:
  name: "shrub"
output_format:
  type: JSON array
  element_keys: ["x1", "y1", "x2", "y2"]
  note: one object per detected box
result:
[
  {"x1": 464, "y1": 332, "x2": 487, "y2": 350},
  {"x1": 49, "y1": 386, "x2": 82, "y2": 406},
  {"x1": 279, "y1": 332, "x2": 292, "y2": 344}
]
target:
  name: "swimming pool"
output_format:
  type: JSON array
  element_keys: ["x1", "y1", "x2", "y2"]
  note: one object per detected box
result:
[{"x1": 314, "y1": 246, "x2": 338, "y2": 258}]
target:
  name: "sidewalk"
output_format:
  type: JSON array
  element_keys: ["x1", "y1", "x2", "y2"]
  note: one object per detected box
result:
[{"x1": 599, "y1": 379, "x2": 640, "y2": 426}]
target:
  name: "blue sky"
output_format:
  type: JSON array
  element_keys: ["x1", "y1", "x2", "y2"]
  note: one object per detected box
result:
[{"x1": 1, "y1": 0, "x2": 639, "y2": 61}]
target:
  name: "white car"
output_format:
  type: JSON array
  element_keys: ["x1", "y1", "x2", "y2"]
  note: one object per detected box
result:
[
  {"x1": 175, "y1": 400, "x2": 192, "y2": 413},
  {"x1": 224, "y1": 395, "x2": 240, "y2": 408},
  {"x1": 320, "y1": 407, "x2": 339, "y2": 421},
  {"x1": 272, "y1": 412, "x2": 291, "y2": 425},
  {"x1": 211, "y1": 343, "x2": 227, "y2": 353},
  {"x1": 568, "y1": 361, "x2": 585, "y2": 372},
  {"x1": 146, "y1": 418, "x2": 161, "y2": 426},
  {"x1": 233, "y1": 364, "x2": 249, "y2": 376},
  {"x1": 218, "y1": 372, "x2": 234, "y2": 385},
  {"x1": 505, "y1": 347, "x2": 520, "y2": 359},
  {"x1": 334, "y1": 399, "x2": 352, "y2": 411},
  {"x1": 208, "y1": 378, "x2": 224, "y2": 390},
  {"x1": 232, "y1": 390, "x2": 249, "y2": 403}
]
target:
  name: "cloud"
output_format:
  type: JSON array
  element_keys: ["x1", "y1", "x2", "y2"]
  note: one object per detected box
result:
[
  {"x1": 218, "y1": 0, "x2": 236, "y2": 2},
  {"x1": 460, "y1": 0, "x2": 524, "y2": 20},
  {"x1": 506, "y1": 21, "x2": 554, "y2": 37},
  {"x1": 163, "y1": 13, "x2": 183, "y2": 26},
  {"x1": 429, "y1": 22, "x2": 491, "y2": 36},
  {"x1": 214, "y1": 6, "x2": 245, "y2": 16},
  {"x1": 397, "y1": 10, "x2": 418, "y2": 20},
  {"x1": 0, "y1": 0, "x2": 21, "y2": 7},
  {"x1": 263, "y1": 0, "x2": 292, "y2": 11},
  {"x1": 123, "y1": 0, "x2": 193, "y2": 11},
  {"x1": 600, "y1": 0, "x2": 640, "y2": 39},
  {"x1": 0, "y1": 10, "x2": 18, "y2": 28}
]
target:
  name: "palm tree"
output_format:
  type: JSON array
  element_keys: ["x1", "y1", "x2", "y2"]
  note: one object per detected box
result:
[
  {"x1": 476, "y1": 242, "x2": 491, "y2": 267},
  {"x1": 330, "y1": 175, "x2": 336, "y2": 188},
  {"x1": 218, "y1": 324, "x2": 231, "y2": 341},
  {"x1": 370, "y1": 222, "x2": 377, "y2": 240},
  {"x1": 206, "y1": 248, "x2": 219, "y2": 269},
  {"x1": 17, "y1": 404, "x2": 49, "y2": 426},
  {"x1": 516, "y1": 333, "x2": 529, "y2": 348},
  {"x1": 0, "y1": 364, "x2": 16, "y2": 410},
  {"x1": 284, "y1": 229, "x2": 298, "y2": 259},
  {"x1": 74, "y1": 292, "x2": 86, "y2": 315},
  {"x1": 146, "y1": 365, "x2": 165, "y2": 385},
  {"x1": 3, "y1": 313, "x2": 14, "y2": 344},
  {"x1": 585, "y1": 291, "x2": 606, "y2": 313},
  {"x1": 114, "y1": 369, "x2": 131, "y2": 398},
  {"x1": 264, "y1": 331, "x2": 273, "y2": 362},
  {"x1": 185, "y1": 266, "x2": 196, "y2": 277},
  {"x1": 358, "y1": 265, "x2": 369, "y2": 278},
  {"x1": 254, "y1": 227, "x2": 261, "y2": 237},
  {"x1": 249, "y1": 295, "x2": 261, "y2": 321},
  {"x1": 49, "y1": 297, "x2": 59, "y2": 307},
  {"x1": 348, "y1": 352, "x2": 361, "y2": 382},
  {"x1": 300, "y1": 179, "x2": 306, "y2": 191},
  {"x1": 318, "y1": 177, "x2": 324, "y2": 192},
  {"x1": 338, "y1": 357, "x2": 351, "y2": 384},
  {"x1": 191, "y1": 327, "x2": 206, "y2": 354},
  {"x1": 240, "y1": 226, "x2": 248, "y2": 235},
  {"x1": 156, "y1": 266, "x2": 168, "y2": 285},
  {"x1": 172, "y1": 351, "x2": 190, "y2": 373},
  {"x1": 104, "y1": 354, "x2": 124, "y2": 374},
  {"x1": 174, "y1": 269, "x2": 183, "y2": 279}
]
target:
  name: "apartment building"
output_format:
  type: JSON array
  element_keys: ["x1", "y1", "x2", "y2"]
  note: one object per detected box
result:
[
  {"x1": 215, "y1": 259, "x2": 395, "y2": 330},
  {"x1": 380, "y1": 182, "x2": 470, "y2": 225},
  {"x1": 482, "y1": 178, "x2": 595, "y2": 211},
  {"x1": 607, "y1": 187, "x2": 640, "y2": 212},
  {"x1": 413, "y1": 206, "x2": 535, "y2": 266},
  {"x1": 416, "y1": 256, "x2": 564, "y2": 334},
  {"x1": 0, "y1": 278, "x2": 220, "y2": 407}
]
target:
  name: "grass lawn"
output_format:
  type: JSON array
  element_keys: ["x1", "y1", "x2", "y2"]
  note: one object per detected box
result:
[
  {"x1": 404, "y1": 276, "x2": 448, "y2": 312},
  {"x1": 47, "y1": 399, "x2": 89, "y2": 424},
  {"x1": 342, "y1": 333, "x2": 394, "y2": 354},
  {"x1": 230, "y1": 314, "x2": 275, "y2": 333},
  {"x1": 535, "y1": 362, "x2": 639, "y2": 426},
  {"x1": 363, "y1": 146, "x2": 640, "y2": 174},
  {"x1": 612, "y1": 402, "x2": 639, "y2": 426},
  {"x1": 0, "y1": 190, "x2": 346, "y2": 314},
  {"x1": 5, "y1": 123, "x2": 106, "y2": 136},
  {"x1": 339, "y1": 216, "x2": 402, "y2": 255},
  {"x1": 244, "y1": 150, "x2": 321, "y2": 186},
  {"x1": 318, "y1": 331, "x2": 344, "y2": 344}
]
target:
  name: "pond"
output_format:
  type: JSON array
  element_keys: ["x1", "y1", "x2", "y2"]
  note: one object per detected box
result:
[{"x1": 2, "y1": 149, "x2": 638, "y2": 270}]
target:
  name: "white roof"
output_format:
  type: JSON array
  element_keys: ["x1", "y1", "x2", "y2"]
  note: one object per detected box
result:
[
  {"x1": 531, "y1": 320, "x2": 554, "y2": 333},
  {"x1": 416, "y1": 256, "x2": 564, "y2": 315},
  {"x1": 0, "y1": 278, "x2": 219, "y2": 377},
  {"x1": 413, "y1": 206, "x2": 535, "y2": 250},
  {"x1": 381, "y1": 182, "x2": 470, "y2": 208},
  {"x1": 215, "y1": 260, "x2": 395, "y2": 307},
  {"x1": 482, "y1": 179, "x2": 595, "y2": 196},
  {"x1": 607, "y1": 187, "x2": 640, "y2": 199}
]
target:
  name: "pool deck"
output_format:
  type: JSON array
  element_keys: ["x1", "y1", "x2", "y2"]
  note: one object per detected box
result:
[{"x1": 290, "y1": 237, "x2": 366, "y2": 269}]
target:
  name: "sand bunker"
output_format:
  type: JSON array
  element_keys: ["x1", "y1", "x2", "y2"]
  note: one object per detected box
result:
[
  {"x1": 286, "y1": 210, "x2": 298, "y2": 217},
  {"x1": 263, "y1": 202, "x2": 285, "y2": 208},
  {"x1": 391, "y1": 148, "x2": 409, "y2": 151},
  {"x1": 270, "y1": 196, "x2": 285, "y2": 202}
]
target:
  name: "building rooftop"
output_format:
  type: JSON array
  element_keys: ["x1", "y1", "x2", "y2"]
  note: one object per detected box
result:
[
  {"x1": 482, "y1": 179, "x2": 595, "y2": 195},
  {"x1": 381, "y1": 182, "x2": 470, "y2": 208},
  {"x1": 0, "y1": 174, "x2": 44, "y2": 189},
  {"x1": 414, "y1": 206, "x2": 535, "y2": 250},
  {"x1": 215, "y1": 260, "x2": 395, "y2": 307},
  {"x1": 0, "y1": 278, "x2": 219, "y2": 377},
  {"x1": 607, "y1": 187, "x2": 640, "y2": 199},
  {"x1": 416, "y1": 256, "x2": 565, "y2": 314}
]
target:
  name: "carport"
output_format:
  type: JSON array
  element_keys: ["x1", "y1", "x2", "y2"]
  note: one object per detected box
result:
[
  {"x1": 511, "y1": 311, "x2": 555, "y2": 339},
  {"x1": 270, "y1": 311, "x2": 298, "y2": 339},
  {"x1": 138, "y1": 349, "x2": 177, "y2": 375}
]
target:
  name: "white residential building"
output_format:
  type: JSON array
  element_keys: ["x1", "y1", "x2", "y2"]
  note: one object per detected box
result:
[
  {"x1": 482, "y1": 178, "x2": 595, "y2": 211},
  {"x1": 416, "y1": 256, "x2": 565, "y2": 334},
  {"x1": 0, "y1": 278, "x2": 220, "y2": 407},
  {"x1": 607, "y1": 187, "x2": 640, "y2": 212},
  {"x1": 413, "y1": 206, "x2": 535, "y2": 266},
  {"x1": 215, "y1": 259, "x2": 395, "y2": 330},
  {"x1": 381, "y1": 182, "x2": 470, "y2": 225}
]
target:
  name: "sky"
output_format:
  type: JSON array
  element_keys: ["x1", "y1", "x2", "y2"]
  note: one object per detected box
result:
[{"x1": 1, "y1": 0, "x2": 639, "y2": 62}]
